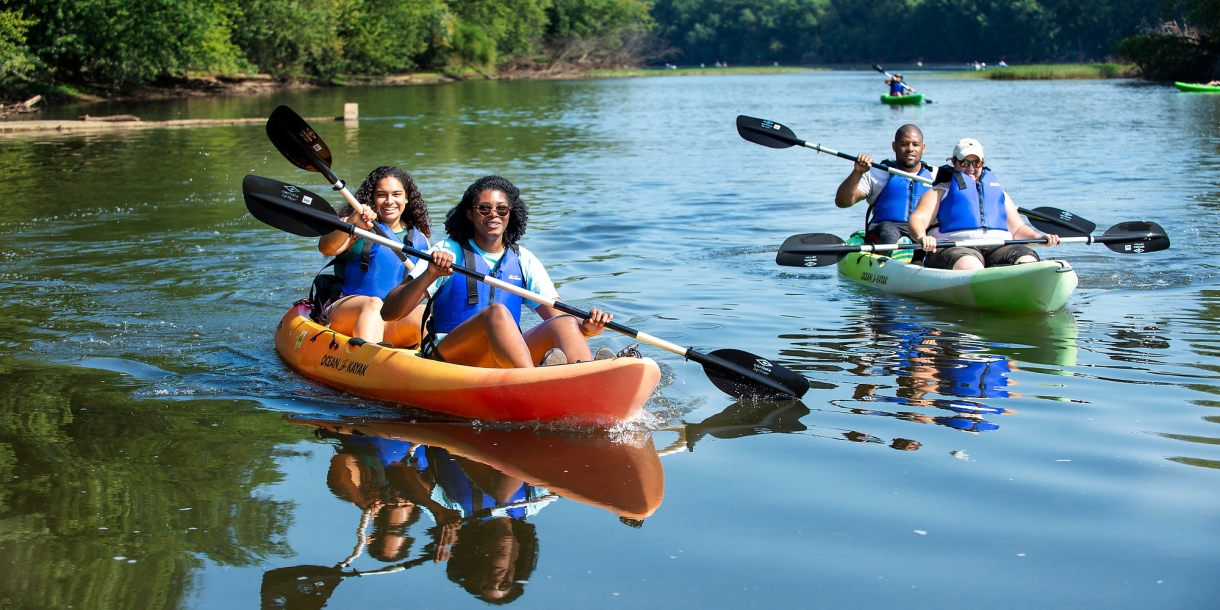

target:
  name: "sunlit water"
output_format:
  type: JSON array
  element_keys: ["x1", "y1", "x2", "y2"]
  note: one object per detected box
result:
[{"x1": 1, "y1": 72, "x2": 1218, "y2": 608}]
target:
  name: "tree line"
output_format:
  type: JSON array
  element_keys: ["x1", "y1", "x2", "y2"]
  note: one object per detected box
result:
[{"x1": 0, "y1": 0, "x2": 1212, "y2": 90}]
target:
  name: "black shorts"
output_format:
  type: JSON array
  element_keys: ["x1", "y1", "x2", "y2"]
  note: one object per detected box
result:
[
  {"x1": 865, "y1": 221, "x2": 910, "y2": 245},
  {"x1": 923, "y1": 244, "x2": 1039, "y2": 269}
]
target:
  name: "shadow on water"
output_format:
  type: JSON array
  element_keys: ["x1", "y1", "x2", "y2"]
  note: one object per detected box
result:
[{"x1": 263, "y1": 417, "x2": 665, "y2": 607}]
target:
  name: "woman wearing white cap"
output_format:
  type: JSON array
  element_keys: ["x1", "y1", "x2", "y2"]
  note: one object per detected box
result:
[{"x1": 907, "y1": 138, "x2": 1059, "y2": 270}]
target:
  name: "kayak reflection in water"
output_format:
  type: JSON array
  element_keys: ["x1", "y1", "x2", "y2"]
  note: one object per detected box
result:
[{"x1": 383, "y1": 175, "x2": 615, "y2": 368}]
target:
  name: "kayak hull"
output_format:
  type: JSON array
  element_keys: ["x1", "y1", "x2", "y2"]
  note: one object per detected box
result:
[
  {"x1": 837, "y1": 251, "x2": 1078, "y2": 313},
  {"x1": 274, "y1": 304, "x2": 661, "y2": 424},
  {"x1": 881, "y1": 93, "x2": 924, "y2": 105},
  {"x1": 1174, "y1": 82, "x2": 1220, "y2": 93}
]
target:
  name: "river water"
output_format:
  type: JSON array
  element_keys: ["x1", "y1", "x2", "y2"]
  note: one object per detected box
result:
[{"x1": 1, "y1": 72, "x2": 1218, "y2": 608}]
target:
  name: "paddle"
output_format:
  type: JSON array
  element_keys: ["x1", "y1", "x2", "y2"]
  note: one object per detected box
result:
[
  {"x1": 735, "y1": 115, "x2": 1098, "y2": 237},
  {"x1": 872, "y1": 64, "x2": 934, "y2": 103},
  {"x1": 775, "y1": 222, "x2": 1170, "y2": 267},
  {"x1": 242, "y1": 174, "x2": 810, "y2": 400},
  {"x1": 265, "y1": 104, "x2": 412, "y2": 266}
]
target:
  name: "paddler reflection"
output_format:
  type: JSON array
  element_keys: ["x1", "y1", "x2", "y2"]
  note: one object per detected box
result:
[{"x1": 262, "y1": 418, "x2": 664, "y2": 607}]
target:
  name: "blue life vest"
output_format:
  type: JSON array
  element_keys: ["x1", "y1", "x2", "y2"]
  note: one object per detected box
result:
[
  {"x1": 935, "y1": 168, "x2": 1008, "y2": 234},
  {"x1": 341, "y1": 223, "x2": 428, "y2": 299},
  {"x1": 869, "y1": 162, "x2": 934, "y2": 223},
  {"x1": 426, "y1": 447, "x2": 531, "y2": 519},
  {"x1": 430, "y1": 242, "x2": 525, "y2": 333},
  {"x1": 935, "y1": 356, "x2": 1011, "y2": 399},
  {"x1": 889, "y1": 81, "x2": 904, "y2": 95}
]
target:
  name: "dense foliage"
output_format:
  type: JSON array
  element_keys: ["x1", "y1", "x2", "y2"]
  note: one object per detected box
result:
[
  {"x1": 1118, "y1": 0, "x2": 1220, "y2": 81},
  {"x1": 652, "y1": 0, "x2": 1165, "y2": 65},
  {"x1": 0, "y1": 0, "x2": 1208, "y2": 89}
]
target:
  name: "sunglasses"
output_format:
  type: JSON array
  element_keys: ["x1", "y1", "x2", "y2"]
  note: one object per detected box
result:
[
  {"x1": 475, "y1": 203, "x2": 510, "y2": 217},
  {"x1": 956, "y1": 159, "x2": 983, "y2": 169}
]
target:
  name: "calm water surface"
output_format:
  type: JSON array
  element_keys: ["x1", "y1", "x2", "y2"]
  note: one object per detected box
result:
[{"x1": 2, "y1": 72, "x2": 1219, "y2": 608}]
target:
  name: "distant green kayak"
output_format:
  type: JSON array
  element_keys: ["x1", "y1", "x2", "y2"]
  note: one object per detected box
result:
[
  {"x1": 1174, "y1": 82, "x2": 1220, "y2": 93},
  {"x1": 880, "y1": 93, "x2": 924, "y2": 105},
  {"x1": 837, "y1": 234, "x2": 1077, "y2": 313}
]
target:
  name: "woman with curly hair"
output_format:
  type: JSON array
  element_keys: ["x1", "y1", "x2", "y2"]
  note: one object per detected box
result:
[
  {"x1": 318, "y1": 166, "x2": 432, "y2": 347},
  {"x1": 382, "y1": 175, "x2": 613, "y2": 368}
]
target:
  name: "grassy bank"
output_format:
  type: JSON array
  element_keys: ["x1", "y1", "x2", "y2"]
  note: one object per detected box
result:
[
  {"x1": 943, "y1": 63, "x2": 1137, "y2": 80},
  {"x1": 592, "y1": 66, "x2": 820, "y2": 78}
]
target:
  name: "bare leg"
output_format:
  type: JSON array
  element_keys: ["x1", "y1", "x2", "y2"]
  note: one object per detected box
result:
[
  {"x1": 328, "y1": 295, "x2": 387, "y2": 343},
  {"x1": 435, "y1": 304, "x2": 534, "y2": 368},
  {"x1": 522, "y1": 314, "x2": 593, "y2": 363},
  {"x1": 383, "y1": 303, "x2": 425, "y2": 348},
  {"x1": 1014, "y1": 254, "x2": 1038, "y2": 264}
]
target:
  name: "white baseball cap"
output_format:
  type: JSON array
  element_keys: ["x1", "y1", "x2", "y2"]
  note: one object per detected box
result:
[{"x1": 952, "y1": 138, "x2": 984, "y2": 161}]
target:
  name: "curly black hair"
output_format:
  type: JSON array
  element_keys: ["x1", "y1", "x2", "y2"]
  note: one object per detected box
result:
[
  {"x1": 443, "y1": 175, "x2": 528, "y2": 247},
  {"x1": 343, "y1": 166, "x2": 431, "y2": 237}
]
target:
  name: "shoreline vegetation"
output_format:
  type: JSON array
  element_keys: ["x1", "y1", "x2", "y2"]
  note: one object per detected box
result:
[
  {"x1": 0, "y1": 0, "x2": 1198, "y2": 112},
  {"x1": 937, "y1": 63, "x2": 1139, "y2": 80}
]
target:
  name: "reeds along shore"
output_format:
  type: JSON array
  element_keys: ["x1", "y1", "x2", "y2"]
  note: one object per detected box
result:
[{"x1": 943, "y1": 63, "x2": 1139, "y2": 80}]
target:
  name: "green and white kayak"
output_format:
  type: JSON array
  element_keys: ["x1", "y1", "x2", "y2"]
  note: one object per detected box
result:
[
  {"x1": 880, "y1": 93, "x2": 924, "y2": 105},
  {"x1": 1174, "y1": 82, "x2": 1220, "y2": 93},
  {"x1": 836, "y1": 235, "x2": 1078, "y2": 313}
]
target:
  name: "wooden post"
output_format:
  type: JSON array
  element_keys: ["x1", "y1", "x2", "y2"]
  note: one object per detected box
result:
[{"x1": 344, "y1": 103, "x2": 359, "y2": 122}]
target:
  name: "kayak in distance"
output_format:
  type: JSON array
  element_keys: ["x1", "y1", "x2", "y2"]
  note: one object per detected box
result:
[
  {"x1": 1174, "y1": 82, "x2": 1220, "y2": 93},
  {"x1": 836, "y1": 233, "x2": 1078, "y2": 313},
  {"x1": 274, "y1": 303, "x2": 662, "y2": 425},
  {"x1": 881, "y1": 93, "x2": 925, "y2": 105}
]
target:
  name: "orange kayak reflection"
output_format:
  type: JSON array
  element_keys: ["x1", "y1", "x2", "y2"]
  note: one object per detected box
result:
[{"x1": 290, "y1": 416, "x2": 665, "y2": 520}]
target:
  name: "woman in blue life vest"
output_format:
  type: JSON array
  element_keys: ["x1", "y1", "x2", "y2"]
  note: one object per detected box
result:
[
  {"x1": 834, "y1": 124, "x2": 931, "y2": 244},
  {"x1": 318, "y1": 166, "x2": 432, "y2": 347},
  {"x1": 382, "y1": 175, "x2": 613, "y2": 368},
  {"x1": 908, "y1": 138, "x2": 1061, "y2": 270}
]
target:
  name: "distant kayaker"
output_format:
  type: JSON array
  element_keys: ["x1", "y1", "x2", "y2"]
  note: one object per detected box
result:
[
  {"x1": 908, "y1": 138, "x2": 1060, "y2": 270},
  {"x1": 317, "y1": 166, "x2": 432, "y2": 347},
  {"x1": 382, "y1": 175, "x2": 615, "y2": 368},
  {"x1": 834, "y1": 124, "x2": 933, "y2": 244},
  {"x1": 886, "y1": 73, "x2": 906, "y2": 96}
]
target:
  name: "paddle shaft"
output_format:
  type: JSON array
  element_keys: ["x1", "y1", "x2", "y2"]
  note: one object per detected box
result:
[
  {"x1": 786, "y1": 232, "x2": 1163, "y2": 254},
  {"x1": 874, "y1": 65, "x2": 929, "y2": 99},
  {"x1": 275, "y1": 117, "x2": 414, "y2": 269},
  {"x1": 257, "y1": 195, "x2": 798, "y2": 396}
]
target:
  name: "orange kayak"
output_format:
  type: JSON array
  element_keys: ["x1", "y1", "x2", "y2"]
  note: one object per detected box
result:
[
  {"x1": 274, "y1": 304, "x2": 661, "y2": 424},
  {"x1": 290, "y1": 417, "x2": 665, "y2": 519}
]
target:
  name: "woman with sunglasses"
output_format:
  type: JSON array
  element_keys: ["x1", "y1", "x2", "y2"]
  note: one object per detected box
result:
[
  {"x1": 318, "y1": 166, "x2": 433, "y2": 346},
  {"x1": 381, "y1": 175, "x2": 614, "y2": 368},
  {"x1": 908, "y1": 138, "x2": 1059, "y2": 270}
]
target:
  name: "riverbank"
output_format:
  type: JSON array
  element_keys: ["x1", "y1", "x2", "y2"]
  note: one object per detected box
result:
[
  {"x1": 936, "y1": 63, "x2": 1137, "y2": 80},
  {"x1": 3, "y1": 64, "x2": 826, "y2": 112}
]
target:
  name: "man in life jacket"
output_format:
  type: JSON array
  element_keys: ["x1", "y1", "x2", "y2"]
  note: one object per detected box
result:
[
  {"x1": 834, "y1": 124, "x2": 932, "y2": 244},
  {"x1": 908, "y1": 138, "x2": 1060, "y2": 270}
]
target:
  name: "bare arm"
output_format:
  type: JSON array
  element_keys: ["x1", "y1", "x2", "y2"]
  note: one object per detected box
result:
[
  {"x1": 381, "y1": 250, "x2": 452, "y2": 321},
  {"x1": 1004, "y1": 193, "x2": 1059, "y2": 245},
  {"x1": 834, "y1": 155, "x2": 873, "y2": 208},
  {"x1": 318, "y1": 206, "x2": 377, "y2": 256},
  {"x1": 909, "y1": 188, "x2": 941, "y2": 251}
]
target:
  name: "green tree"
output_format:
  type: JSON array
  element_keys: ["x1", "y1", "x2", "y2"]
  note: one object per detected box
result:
[{"x1": 0, "y1": 8, "x2": 39, "y2": 85}]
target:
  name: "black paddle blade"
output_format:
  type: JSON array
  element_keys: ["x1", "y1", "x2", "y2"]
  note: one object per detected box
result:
[
  {"x1": 1024, "y1": 206, "x2": 1097, "y2": 237},
  {"x1": 736, "y1": 115, "x2": 802, "y2": 149},
  {"x1": 776, "y1": 233, "x2": 847, "y2": 267},
  {"x1": 267, "y1": 105, "x2": 334, "y2": 174},
  {"x1": 242, "y1": 174, "x2": 340, "y2": 237},
  {"x1": 872, "y1": 64, "x2": 886, "y2": 73},
  {"x1": 1103, "y1": 221, "x2": 1170, "y2": 254},
  {"x1": 704, "y1": 349, "x2": 811, "y2": 400}
]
